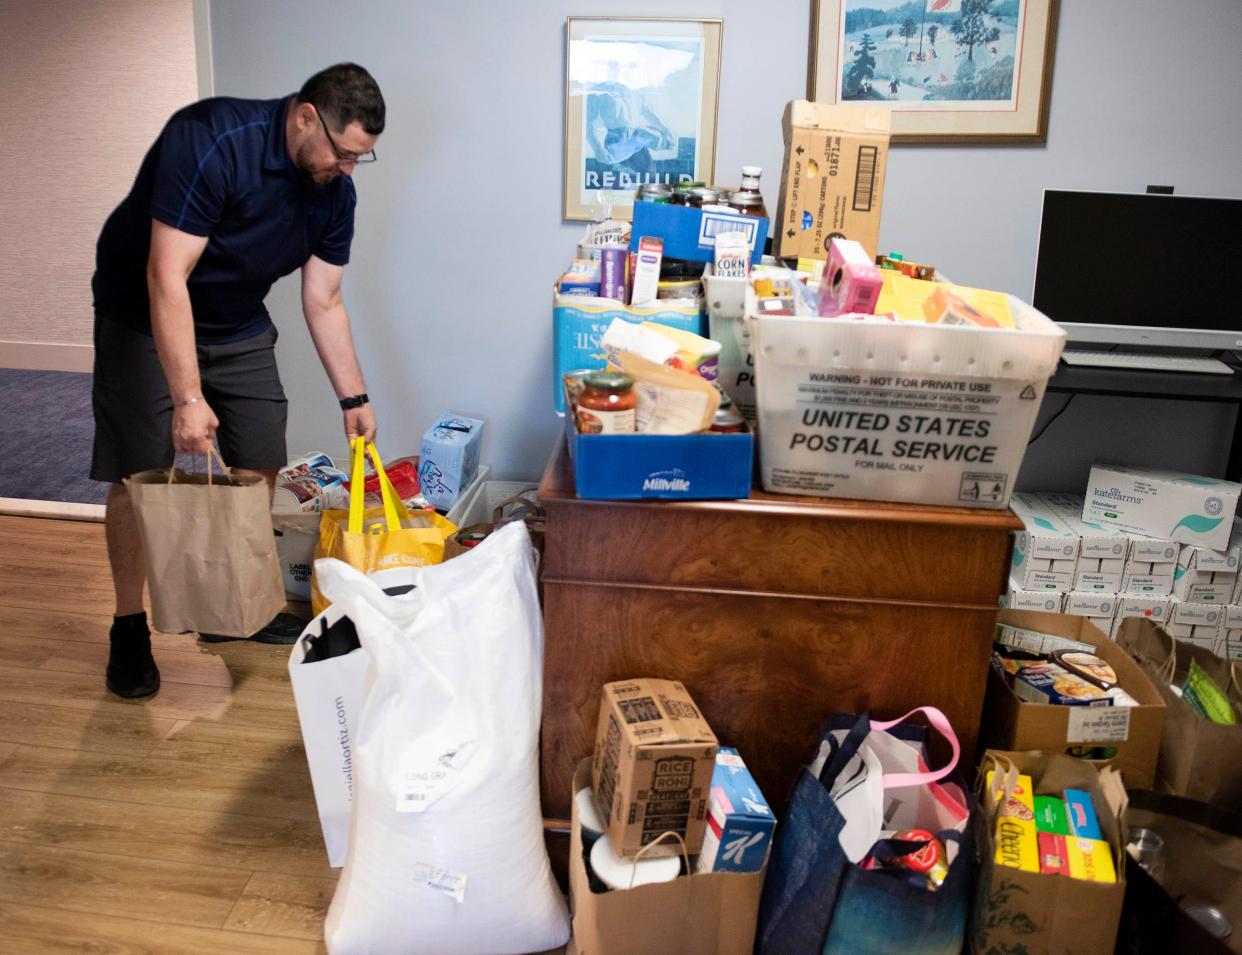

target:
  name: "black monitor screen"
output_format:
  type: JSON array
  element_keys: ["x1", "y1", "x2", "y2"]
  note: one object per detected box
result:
[{"x1": 1032, "y1": 190, "x2": 1242, "y2": 331}]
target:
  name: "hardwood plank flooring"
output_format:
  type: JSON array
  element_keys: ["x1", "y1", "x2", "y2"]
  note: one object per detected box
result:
[
  {"x1": 0, "y1": 516, "x2": 338, "y2": 952},
  {"x1": 0, "y1": 604, "x2": 190, "y2": 651},
  {"x1": 224, "y1": 872, "x2": 339, "y2": 941},
  {"x1": 0, "y1": 901, "x2": 328, "y2": 955},
  {"x1": 0, "y1": 514, "x2": 566, "y2": 954}
]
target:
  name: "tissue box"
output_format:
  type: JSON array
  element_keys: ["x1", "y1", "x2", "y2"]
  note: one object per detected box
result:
[
  {"x1": 696, "y1": 748, "x2": 775, "y2": 874},
  {"x1": 418, "y1": 414, "x2": 484, "y2": 510}
]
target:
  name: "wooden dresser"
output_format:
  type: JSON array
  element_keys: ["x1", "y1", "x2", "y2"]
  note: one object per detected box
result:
[{"x1": 537, "y1": 437, "x2": 1021, "y2": 822}]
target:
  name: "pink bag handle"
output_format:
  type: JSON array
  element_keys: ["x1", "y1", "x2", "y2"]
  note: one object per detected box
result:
[{"x1": 870, "y1": 706, "x2": 960, "y2": 790}]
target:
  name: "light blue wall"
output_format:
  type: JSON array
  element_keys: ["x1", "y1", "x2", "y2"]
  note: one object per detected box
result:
[{"x1": 210, "y1": 0, "x2": 1242, "y2": 483}]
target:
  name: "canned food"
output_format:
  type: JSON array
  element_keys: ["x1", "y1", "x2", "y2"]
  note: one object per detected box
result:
[
  {"x1": 656, "y1": 278, "x2": 703, "y2": 302},
  {"x1": 710, "y1": 402, "x2": 747, "y2": 433}
]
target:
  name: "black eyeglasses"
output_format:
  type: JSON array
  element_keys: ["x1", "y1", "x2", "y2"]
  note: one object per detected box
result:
[{"x1": 312, "y1": 105, "x2": 377, "y2": 165}]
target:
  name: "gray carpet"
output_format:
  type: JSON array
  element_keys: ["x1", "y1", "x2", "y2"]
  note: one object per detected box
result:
[{"x1": 0, "y1": 368, "x2": 109, "y2": 504}]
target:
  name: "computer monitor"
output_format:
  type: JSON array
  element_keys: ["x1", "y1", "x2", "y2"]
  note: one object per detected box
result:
[{"x1": 1032, "y1": 189, "x2": 1242, "y2": 351}]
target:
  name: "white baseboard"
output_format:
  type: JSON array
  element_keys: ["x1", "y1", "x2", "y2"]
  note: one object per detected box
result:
[
  {"x1": 0, "y1": 341, "x2": 94, "y2": 373},
  {"x1": 0, "y1": 498, "x2": 106, "y2": 522}
]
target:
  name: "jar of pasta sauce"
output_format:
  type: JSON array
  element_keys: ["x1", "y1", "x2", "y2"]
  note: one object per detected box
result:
[{"x1": 576, "y1": 372, "x2": 637, "y2": 434}]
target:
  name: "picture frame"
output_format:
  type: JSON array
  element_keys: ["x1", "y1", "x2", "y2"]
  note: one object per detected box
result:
[
  {"x1": 564, "y1": 17, "x2": 723, "y2": 221},
  {"x1": 809, "y1": 0, "x2": 1060, "y2": 144}
]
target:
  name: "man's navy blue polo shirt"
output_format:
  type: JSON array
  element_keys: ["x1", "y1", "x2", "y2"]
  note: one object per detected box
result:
[{"x1": 93, "y1": 95, "x2": 356, "y2": 344}]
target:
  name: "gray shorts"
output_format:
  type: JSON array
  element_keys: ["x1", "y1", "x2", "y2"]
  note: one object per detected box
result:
[{"x1": 91, "y1": 316, "x2": 288, "y2": 483}]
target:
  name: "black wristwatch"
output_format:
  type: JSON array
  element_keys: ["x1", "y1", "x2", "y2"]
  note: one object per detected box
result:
[{"x1": 339, "y1": 393, "x2": 369, "y2": 410}]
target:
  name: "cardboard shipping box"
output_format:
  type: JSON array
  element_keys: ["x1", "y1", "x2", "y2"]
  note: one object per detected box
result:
[
  {"x1": 983, "y1": 610, "x2": 1166, "y2": 788},
  {"x1": 774, "y1": 101, "x2": 890, "y2": 261},
  {"x1": 592, "y1": 679, "x2": 718, "y2": 858}
]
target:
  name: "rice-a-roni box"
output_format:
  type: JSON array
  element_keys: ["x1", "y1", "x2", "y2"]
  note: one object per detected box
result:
[{"x1": 1083, "y1": 463, "x2": 1241, "y2": 551}]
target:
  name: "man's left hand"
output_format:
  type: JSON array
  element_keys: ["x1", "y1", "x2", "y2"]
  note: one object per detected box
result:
[{"x1": 344, "y1": 404, "x2": 377, "y2": 443}]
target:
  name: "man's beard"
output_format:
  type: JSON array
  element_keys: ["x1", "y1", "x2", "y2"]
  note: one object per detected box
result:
[{"x1": 295, "y1": 142, "x2": 332, "y2": 190}]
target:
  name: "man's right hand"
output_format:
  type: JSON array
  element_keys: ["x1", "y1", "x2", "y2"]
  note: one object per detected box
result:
[{"x1": 172, "y1": 399, "x2": 219, "y2": 454}]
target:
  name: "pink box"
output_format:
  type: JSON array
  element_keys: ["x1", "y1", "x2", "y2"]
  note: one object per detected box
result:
[{"x1": 817, "y1": 237, "x2": 883, "y2": 317}]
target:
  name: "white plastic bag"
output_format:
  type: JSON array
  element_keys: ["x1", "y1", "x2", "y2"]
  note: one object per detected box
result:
[
  {"x1": 317, "y1": 521, "x2": 570, "y2": 955},
  {"x1": 287, "y1": 603, "x2": 369, "y2": 867}
]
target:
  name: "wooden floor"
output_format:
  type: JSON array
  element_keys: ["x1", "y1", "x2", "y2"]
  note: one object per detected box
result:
[{"x1": 0, "y1": 515, "x2": 336, "y2": 953}]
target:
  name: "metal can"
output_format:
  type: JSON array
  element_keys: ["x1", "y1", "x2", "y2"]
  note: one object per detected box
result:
[
  {"x1": 656, "y1": 278, "x2": 703, "y2": 302},
  {"x1": 637, "y1": 182, "x2": 673, "y2": 203},
  {"x1": 710, "y1": 402, "x2": 747, "y2": 433}
]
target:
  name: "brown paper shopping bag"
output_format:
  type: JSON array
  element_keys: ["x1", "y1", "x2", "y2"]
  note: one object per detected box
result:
[
  {"x1": 567, "y1": 759, "x2": 765, "y2": 955},
  {"x1": 1116, "y1": 618, "x2": 1242, "y2": 808},
  {"x1": 971, "y1": 751, "x2": 1128, "y2": 955},
  {"x1": 125, "y1": 446, "x2": 285, "y2": 637}
]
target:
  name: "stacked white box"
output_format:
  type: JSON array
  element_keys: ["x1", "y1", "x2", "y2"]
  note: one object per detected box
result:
[
  {"x1": 1173, "y1": 524, "x2": 1242, "y2": 603},
  {"x1": 1000, "y1": 586, "x2": 1064, "y2": 613},
  {"x1": 1063, "y1": 591, "x2": 1119, "y2": 627},
  {"x1": 1167, "y1": 599, "x2": 1225, "y2": 651},
  {"x1": 1121, "y1": 535, "x2": 1178, "y2": 596},
  {"x1": 1110, "y1": 595, "x2": 1172, "y2": 638},
  {"x1": 1008, "y1": 494, "x2": 1078, "y2": 592},
  {"x1": 1082, "y1": 463, "x2": 1242, "y2": 550},
  {"x1": 1043, "y1": 493, "x2": 1129, "y2": 592},
  {"x1": 1223, "y1": 605, "x2": 1242, "y2": 662}
]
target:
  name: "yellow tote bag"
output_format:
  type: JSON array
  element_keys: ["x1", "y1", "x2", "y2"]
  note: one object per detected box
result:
[{"x1": 310, "y1": 438, "x2": 457, "y2": 614}]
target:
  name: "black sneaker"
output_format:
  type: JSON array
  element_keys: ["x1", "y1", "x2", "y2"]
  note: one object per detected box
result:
[
  {"x1": 106, "y1": 613, "x2": 160, "y2": 699},
  {"x1": 200, "y1": 611, "x2": 307, "y2": 645}
]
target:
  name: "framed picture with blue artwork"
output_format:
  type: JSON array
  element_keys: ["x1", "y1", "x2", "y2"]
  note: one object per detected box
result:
[
  {"x1": 810, "y1": 0, "x2": 1060, "y2": 143},
  {"x1": 564, "y1": 17, "x2": 722, "y2": 221}
]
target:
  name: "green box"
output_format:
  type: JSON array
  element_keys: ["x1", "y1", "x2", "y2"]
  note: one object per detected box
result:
[{"x1": 1034, "y1": 795, "x2": 1069, "y2": 835}]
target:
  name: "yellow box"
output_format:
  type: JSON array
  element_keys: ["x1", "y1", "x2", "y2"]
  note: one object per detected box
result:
[
  {"x1": 988, "y1": 771, "x2": 1039, "y2": 873},
  {"x1": 1066, "y1": 836, "x2": 1117, "y2": 883}
]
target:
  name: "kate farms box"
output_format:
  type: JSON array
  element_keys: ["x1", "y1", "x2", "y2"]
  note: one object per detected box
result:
[{"x1": 591, "y1": 679, "x2": 718, "y2": 858}]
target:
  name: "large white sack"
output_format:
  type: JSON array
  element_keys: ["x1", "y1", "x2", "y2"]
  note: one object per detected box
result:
[{"x1": 317, "y1": 521, "x2": 569, "y2": 955}]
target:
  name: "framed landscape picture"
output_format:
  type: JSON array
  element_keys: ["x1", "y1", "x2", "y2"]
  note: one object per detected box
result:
[
  {"x1": 564, "y1": 17, "x2": 722, "y2": 221},
  {"x1": 810, "y1": 0, "x2": 1060, "y2": 143}
]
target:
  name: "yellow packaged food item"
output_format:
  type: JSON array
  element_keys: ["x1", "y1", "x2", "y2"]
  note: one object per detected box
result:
[
  {"x1": 924, "y1": 287, "x2": 1006, "y2": 329},
  {"x1": 1065, "y1": 836, "x2": 1117, "y2": 883},
  {"x1": 987, "y1": 771, "x2": 1039, "y2": 873},
  {"x1": 874, "y1": 272, "x2": 1015, "y2": 327}
]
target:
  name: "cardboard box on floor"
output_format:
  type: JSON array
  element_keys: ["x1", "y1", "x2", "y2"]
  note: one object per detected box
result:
[
  {"x1": 568, "y1": 759, "x2": 765, "y2": 955},
  {"x1": 982, "y1": 610, "x2": 1166, "y2": 788},
  {"x1": 773, "y1": 101, "x2": 890, "y2": 261},
  {"x1": 591, "y1": 679, "x2": 718, "y2": 858}
]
